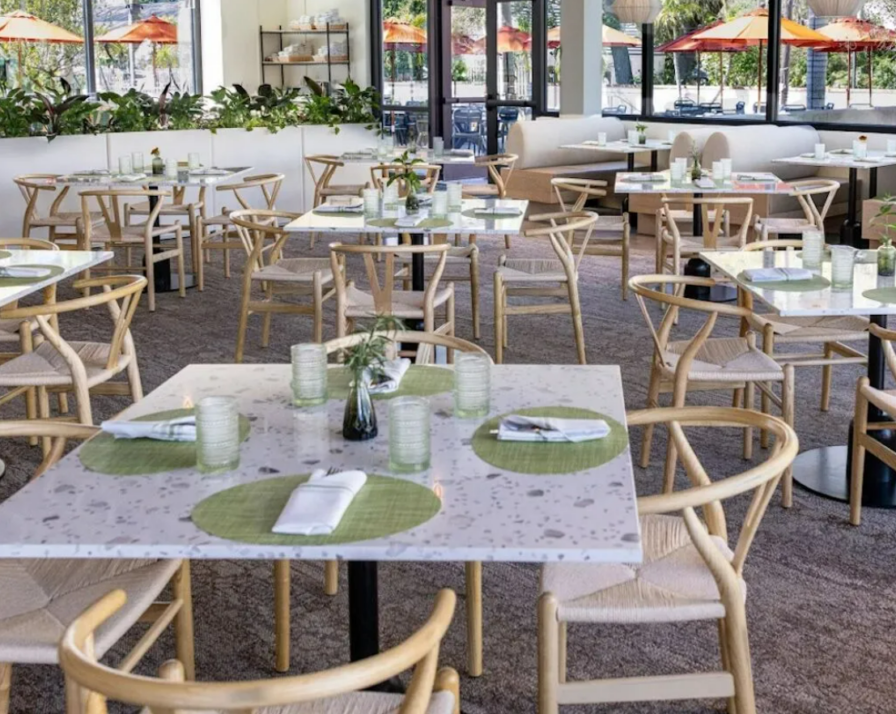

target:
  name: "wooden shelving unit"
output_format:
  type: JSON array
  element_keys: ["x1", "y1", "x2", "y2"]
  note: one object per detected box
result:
[{"x1": 259, "y1": 24, "x2": 351, "y2": 90}]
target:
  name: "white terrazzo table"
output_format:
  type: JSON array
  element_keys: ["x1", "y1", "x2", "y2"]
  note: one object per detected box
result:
[
  {"x1": 773, "y1": 152, "x2": 896, "y2": 247},
  {"x1": 0, "y1": 249, "x2": 114, "y2": 308},
  {"x1": 702, "y1": 248, "x2": 896, "y2": 510},
  {"x1": 561, "y1": 140, "x2": 673, "y2": 172},
  {"x1": 0, "y1": 363, "x2": 640, "y2": 661},
  {"x1": 337, "y1": 150, "x2": 476, "y2": 166}
]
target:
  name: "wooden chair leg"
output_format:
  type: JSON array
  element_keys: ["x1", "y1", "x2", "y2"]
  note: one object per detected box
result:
[
  {"x1": 175, "y1": 229, "x2": 187, "y2": 299},
  {"x1": 537, "y1": 593, "x2": 560, "y2": 714},
  {"x1": 760, "y1": 327, "x2": 775, "y2": 449},
  {"x1": 718, "y1": 619, "x2": 737, "y2": 714},
  {"x1": 851, "y1": 378, "x2": 869, "y2": 526},
  {"x1": 434, "y1": 667, "x2": 461, "y2": 714},
  {"x1": 145, "y1": 254, "x2": 156, "y2": 312},
  {"x1": 568, "y1": 284, "x2": 586, "y2": 365},
  {"x1": 465, "y1": 562, "x2": 483, "y2": 677},
  {"x1": 127, "y1": 354, "x2": 144, "y2": 402},
  {"x1": 38, "y1": 387, "x2": 51, "y2": 457},
  {"x1": 324, "y1": 560, "x2": 338, "y2": 595},
  {"x1": 504, "y1": 233, "x2": 512, "y2": 249},
  {"x1": 724, "y1": 603, "x2": 757, "y2": 714},
  {"x1": 20, "y1": 328, "x2": 37, "y2": 446},
  {"x1": 234, "y1": 283, "x2": 252, "y2": 364},
  {"x1": 821, "y1": 344, "x2": 834, "y2": 412},
  {"x1": 57, "y1": 391, "x2": 69, "y2": 415},
  {"x1": 494, "y1": 272, "x2": 505, "y2": 364},
  {"x1": 470, "y1": 252, "x2": 481, "y2": 340},
  {"x1": 261, "y1": 286, "x2": 273, "y2": 349},
  {"x1": 0, "y1": 663, "x2": 11, "y2": 714},
  {"x1": 274, "y1": 560, "x2": 291, "y2": 673},
  {"x1": 171, "y1": 560, "x2": 195, "y2": 680},
  {"x1": 224, "y1": 243, "x2": 232, "y2": 279},
  {"x1": 640, "y1": 365, "x2": 661, "y2": 469},
  {"x1": 742, "y1": 382, "x2": 754, "y2": 460},
  {"x1": 781, "y1": 364, "x2": 795, "y2": 508},
  {"x1": 558, "y1": 622, "x2": 567, "y2": 684},
  {"x1": 313, "y1": 276, "x2": 324, "y2": 343}
]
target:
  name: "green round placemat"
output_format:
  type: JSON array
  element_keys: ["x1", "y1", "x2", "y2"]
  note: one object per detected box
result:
[
  {"x1": 191, "y1": 474, "x2": 442, "y2": 545},
  {"x1": 797, "y1": 250, "x2": 877, "y2": 265},
  {"x1": 472, "y1": 407, "x2": 629, "y2": 475},
  {"x1": 327, "y1": 365, "x2": 453, "y2": 400},
  {"x1": 367, "y1": 217, "x2": 452, "y2": 229},
  {"x1": 0, "y1": 264, "x2": 65, "y2": 288},
  {"x1": 863, "y1": 287, "x2": 896, "y2": 304},
  {"x1": 0, "y1": 251, "x2": 10, "y2": 260},
  {"x1": 737, "y1": 272, "x2": 830, "y2": 292},
  {"x1": 312, "y1": 209, "x2": 364, "y2": 217},
  {"x1": 461, "y1": 209, "x2": 523, "y2": 219},
  {"x1": 79, "y1": 408, "x2": 251, "y2": 476}
]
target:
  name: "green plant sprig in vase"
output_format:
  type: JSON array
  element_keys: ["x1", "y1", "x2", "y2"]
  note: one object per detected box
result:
[
  {"x1": 873, "y1": 196, "x2": 896, "y2": 277},
  {"x1": 635, "y1": 122, "x2": 648, "y2": 145},
  {"x1": 387, "y1": 151, "x2": 426, "y2": 213}
]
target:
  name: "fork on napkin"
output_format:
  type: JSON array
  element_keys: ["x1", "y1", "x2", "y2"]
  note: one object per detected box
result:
[
  {"x1": 0, "y1": 266, "x2": 51, "y2": 279},
  {"x1": 365, "y1": 358, "x2": 411, "y2": 394},
  {"x1": 743, "y1": 267, "x2": 813, "y2": 283},
  {"x1": 100, "y1": 416, "x2": 197, "y2": 442},
  {"x1": 497, "y1": 415, "x2": 610, "y2": 443},
  {"x1": 273, "y1": 469, "x2": 367, "y2": 535}
]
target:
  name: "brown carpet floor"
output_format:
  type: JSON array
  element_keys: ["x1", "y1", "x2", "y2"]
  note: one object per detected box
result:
[{"x1": 1, "y1": 220, "x2": 895, "y2": 713}]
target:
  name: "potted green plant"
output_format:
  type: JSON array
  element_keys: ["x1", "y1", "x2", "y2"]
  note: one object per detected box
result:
[
  {"x1": 690, "y1": 148, "x2": 703, "y2": 182},
  {"x1": 341, "y1": 316, "x2": 404, "y2": 441},
  {"x1": 387, "y1": 151, "x2": 426, "y2": 213},
  {"x1": 872, "y1": 196, "x2": 896, "y2": 276},
  {"x1": 635, "y1": 122, "x2": 648, "y2": 145},
  {"x1": 151, "y1": 147, "x2": 164, "y2": 175}
]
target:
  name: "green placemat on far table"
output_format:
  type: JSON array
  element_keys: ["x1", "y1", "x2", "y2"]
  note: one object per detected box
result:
[
  {"x1": 863, "y1": 287, "x2": 896, "y2": 304},
  {"x1": 0, "y1": 251, "x2": 10, "y2": 260},
  {"x1": 312, "y1": 209, "x2": 364, "y2": 217},
  {"x1": 79, "y1": 408, "x2": 251, "y2": 476},
  {"x1": 738, "y1": 272, "x2": 831, "y2": 292},
  {"x1": 472, "y1": 407, "x2": 629, "y2": 475},
  {"x1": 797, "y1": 249, "x2": 877, "y2": 264},
  {"x1": 191, "y1": 474, "x2": 441, "y2": 545},
  {"x1": 367, "y1": 217, "x2": 452, "y2": 229},
  {"x1": 0, "y1": 264, "x2": 64, "y2": 288},
  {"x1": 327, "y1": 365, "x2": 453, "y2": 401},
  {"x1": 461, "y1": 209, "x2": 523, "y2": 219}
]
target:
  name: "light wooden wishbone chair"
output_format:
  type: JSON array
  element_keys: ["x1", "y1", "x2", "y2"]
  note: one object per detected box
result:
[
  {"x1": 14, "y1": 174, "x2": 104, "y2": 248},
  {"x1": 461, "y1": 153, "x2": 518, "y2": 249},
  {"x1": 538, "y1": 406, "x2": 798, "y2": 714},
  {"x1": 60, "y1": 588, "x2": 459, "y2": 714},
  {"x1": 753, "y1": 178, "x2": 840, "y2": 240}
]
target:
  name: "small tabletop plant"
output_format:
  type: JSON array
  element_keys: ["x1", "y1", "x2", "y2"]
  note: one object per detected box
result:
[
  {"x1": 387, "y1": 151, "x2": 426, "y2": 213},
  {"x1": 690, "y1": 148, "x2": 703, "y2": 181},
  {"x1": 151, "y1": 147, "x2": 164, "y2": 175},
  {"x1": 872, "y1": 196, "x2": 896, "y2": 276},
  {"x1": 635, "y1": 122, "x2": 647, "y2": 145},
  {"x1": 341, "y1": 316, "x2": 404, "y2": 441}
]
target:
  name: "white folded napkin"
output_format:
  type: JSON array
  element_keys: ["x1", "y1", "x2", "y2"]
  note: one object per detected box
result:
[
  {"x1": 273, "y1": 469, "x2": 368, "y2": 535},
  {"x1": 474, "y1": 207, "x2": 523, "y2": 217},
  {"x1": 736, "y1": 173, "x2": 777, "y2": 182},
  {"x1": 694, "y1": 178, "x2": 717, "y2": 189},
  {"x1": 316, "y1": 203, "x2": 363, "y2": 213},
  {"x1": 189, "y1": 167, "x2": 231, "y2": 176},
  {"x1": 497, "y1": 415, "x2": 610, "y2": 443},
  {"x1": 627, "y1": 173, "x2": 665, "y2": 182},
  {"x1": 743, "y1": 267, "x2": 813, "y2": 283},
  {"x1": 101, "y1": 416, "x2": 197, "y2": 442},
  {"x1": 0, "y1": 266, "x2": 52, "y2": 278},
  {"x1": 364, "y1": 357, "x2": 411, "y2": 394},
  {"x1": 116, "y1": 173, "x2": 148, "y2": 183}
]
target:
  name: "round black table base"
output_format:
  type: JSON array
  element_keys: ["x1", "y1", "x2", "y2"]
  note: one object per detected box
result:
[{"x1": 793, "y1": 444, "x2": 896, "y2": 508}]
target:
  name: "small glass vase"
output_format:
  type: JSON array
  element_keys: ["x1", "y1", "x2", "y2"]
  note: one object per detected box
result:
[
  {"x1": 879, "y1": 243, "x2": 896, "y2": 277},
  {"x1": 152, "y1": 156, "x2": 165, "y2": 175},
  {"x1": 405, "y1": 191, "x2": 421, "y2": 214},
  {"x1": 638, "y1": 132, "x2": 647, "y2": 145},
  {"x1": 343, "y1": 378, "x2": 377, "y2": 441},
  {"x1": 690, "y1": 159, "x2": 702, "y2": 182}
]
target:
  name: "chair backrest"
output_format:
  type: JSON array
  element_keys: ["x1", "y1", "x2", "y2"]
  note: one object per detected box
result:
[
  {"x1": 370, "y1": 163, "x2": 441, "y2": 195},
  {"x1": 14, "y1": 174, "x2": 69, "y2": 235},
  {"x1": 787, "y1": 178, "x2": 840, "y2": 228},
  {"x1": 629, "y1": 406, "x2": 798, "y2": 579},
  {"x1": 474, "y1": 153, "x2": 517, "y2": 197},
  {"x1": 216, "y1": 173, "x2": 285, "y2": 213},
  {"x1": 0, "y1": 237, "x2": 59, "y2": 251},
  {"x1": 329, "y1": 241, "x2": 450, "y2": 319},
  {"x1": 304, "y1": 155, "x2": 344, "y2": 192},
  {"x1": 229, "y1": 209, "x2": 306, "y2": 279},
  {"x1": 0, "y1": 275, "x2": 146, "y2": 374},
  {"x1": 0, "y1": 421, "x2": 98, "y2": 481},
  {"x1": 81, "y1": 189, "x2": 170, "y2": 243},
  {"x1": 661, "y1": 196, "x2": 752, "y2": 249},
  {"x1": 325, "y1": 330, "x2": 491, "y2": 366},
  {"x1": 742, "y1": 238, "x2": 804, "y2": 252},
  {"x1": 551, "y1": 178, "x2": 608, "y2": 213},
  {"x1": 59, "y1": 588, "x2": 456, "y2": 714},
  {"x1": 523, "y1": 211, "x2": 599, "y2": 279}
]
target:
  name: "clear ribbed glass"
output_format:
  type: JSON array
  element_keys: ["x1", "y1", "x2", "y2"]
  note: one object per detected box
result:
[
  {"x1": 454, "y1": 353, "x2": 490, "y2": 418},
  {"x1": 830, "y1": 246, "x2": 857, "y2": 288},
  {"x1": 431, "y1": 190, "x2": 449, "y2": 217},
  {"x1": 389, "y1": 397, "x2": 431, "y2": 473},
  {"x1": 447, "y1": 182, "x2": 463, "y2": 210},
  {"x1": 188, "y1": 152, "x2": 201, "y2": 169},
  {"x1": 131, "y1": 152, "x2": 145, "y2": 172},
  {"x1": 291, "y1": 343, "x2": 328, "y2": 406},
  {"x1": 363, "y1": 188, "x2": 380, "y2": 216},
  {"x1": 802, "y1": 230, "x2": 825, "y2": 268},
  {"x1": 118, "y1": 155, "x2": 132, "y2": 175},
  {"x1": 196, "y1": 396, "x2": 240, "y2": 474}
]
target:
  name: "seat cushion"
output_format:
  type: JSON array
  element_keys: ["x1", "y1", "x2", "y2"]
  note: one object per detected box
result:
[
  {"x1": 540, "y1": 514, "x2": 742, "y2": 624},
  {"x1": 140, "y1": 691, "x2": 455, "y2": 714},
  {"x1": 345, "y1": 285, "x2": 453, "y2": 320},
  {"x1": 0, "y1": 340, "x2": 131, "y2": 388},
  {"x1": 0, "y1": 559, "x2": 181, "y2": 664},
  {"x1": 253, "y1": 258, "x2": 333, "y2": 284},
  {"x1": 32, "y1": 211, "x2": 104, "y2": 228},
  {"x1": 663, "y1": 337, "x2": 783, "y2": 382},
  {"x1": 127, "y1": 202, "x2": 204, "y2": 215},
  {"x1": 749, "y1": 314, "x2": 868, "y2": 344},
  {"x1": 498, "y1": 258, "x2": 569, "y2": 283},
  {"x1": 91, "y1": 223, "x2": 179, "y2": 244}
]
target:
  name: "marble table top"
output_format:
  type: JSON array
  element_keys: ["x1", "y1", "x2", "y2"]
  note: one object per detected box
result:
[
  {"x1": 338, "y1": 150, "x2": 476, "y2": 165},
  {"x1": 701, "y1": 248, "x2": 896, "y2": 317},
  {"x1": 53, "y1": 167, "x2": 253, "y2": 188},
  {"x1": 774, "y1": 151, "x2": 896, "y2": 171},
  {"x1": 0, "y1": 249, "x2": 114, "y2": 307},
  {"x1": 561, "y1": 140, "x2": 673, "y2": 155},
  {"x1": 284, "y1": 198, "x2": 529, "y2": 236},
  {"x1": 0, "y1": 364, "x2": 642, "y2": 564},
  {"x1": 614, "y1": 170, "x2": 793, "y2": 195}
]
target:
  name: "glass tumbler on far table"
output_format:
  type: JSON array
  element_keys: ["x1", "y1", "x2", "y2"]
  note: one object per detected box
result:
[
  {"x1": 454, "y1": 353, "x2": 490, "y2": 418},
  {"x1": 363, "y1": 188, "x2": 380, "y2": 216},
  {"x1": 131, "y1": 152, "x2": 145, "y2": 173},
  {"x1": 188, "y1": 152, "x2": 201, "y2": 169},
  {"x1": 801, "y1": 229, "x2": 825, "y2": 268},
  {"x1": 389, "y1": 396, "x2": 431, "y2": 473},
  {"x1": 165, "y1": 159, "x2": 178, "y2": 177},
  {"x1": 196, "y1": 396, "x2": 241, "y2": 474},
  {"x1": 118, "y1": 155, "x2": 133, "y2": 175},
  {"x1": 431, "y1": 189, "x2": 449, "y2": 217},
  {"x1": 291, "y1": 343, "x2": 328, "y2": 406},
  {"x1": 447, "y1": 182, "x2": 464, "y2": 210},
  {"x1": 830, "y1": 246, "x2": 857, "y2": 288}
]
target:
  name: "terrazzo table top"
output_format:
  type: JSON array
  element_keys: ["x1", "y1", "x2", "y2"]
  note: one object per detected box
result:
[
  {"x1": 284, "y1": 198, "x2": 529, "y2": 236},
  {"x1": 561, "y1": 140, "x2": 673, "y2": 155},
  {"x1": 0, "y1": 249, "x2": 114, "y2": 307},
  {"x1": 701, "y1": 248, "x2": 896, "y2": 317},
  {"x1": 614, "y1": 170, "x2": 793, "y2": 195},
  {"x1": 52, "y1": 167, "x2": 252, "y2": 188},
  {"x1": 773, "y1": 151, "x2": 896, "y2": 170},
  {"x1": 0, "y1": 364, "x2": 642, "y2": 564},
  {"x1": 337, "y1": 150, "x2": 477, "y2": 165}
]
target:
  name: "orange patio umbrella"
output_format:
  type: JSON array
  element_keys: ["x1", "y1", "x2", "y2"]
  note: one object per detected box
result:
[
  {"x1": 692, "y1": 8, "x2": 830, "y2": 108},
  {"x1": 382, "y1": 19, "x2": 426, "y2": 106},
  {"x1": 0, "y1": 9, "x2": 83, "y2": 83},
  {"x1": 547, "y1": 25, "x2": 641, "y2": 50},
  {"x1": 452, "y1": 33, "x2": 476, "y2": 56},
  {"x1": 815, "y1": 17, "x2": 896, "y2": 107},
  {"x1": 473, "y1": 25, "x2": 531, "y2": 54},
  {"x1": 96, "y1": 15, "x2": 178, "y2": 88},
  {"x1": 657, "y1": 20, "x2": 743, "y2": 105}
]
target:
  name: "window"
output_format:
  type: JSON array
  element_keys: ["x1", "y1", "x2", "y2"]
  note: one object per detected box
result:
[
  {"x1": 381, "y1": 0, "x2": 428, "y2": 108},
  {"x1": 0, "y1": 0, "x2": 200, "y2": 96},
  {"x1": 546, "y1": 0, "x2": 559, "y2": 111}
]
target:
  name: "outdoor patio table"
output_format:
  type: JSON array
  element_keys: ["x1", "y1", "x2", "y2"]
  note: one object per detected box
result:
[
  {"x1": 0, "y1": 363, "x2": 641, "y2": 666},
  {"x1": 701, "y1": 247, "x2": 896, "y2": 508}
]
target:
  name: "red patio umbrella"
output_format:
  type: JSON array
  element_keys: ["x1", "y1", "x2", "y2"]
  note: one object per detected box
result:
[
  {"x1": 657, "y1": 21, "x2": 743, "y2": 105},
  {"x1": 472, "y1": 25, "x2": 531, "y2": 54},
  {"x1": 548, "y1": 25, "x2": 642, "y2": 50},
  {"x1": 0, "y1": 10, "x2": 83, "y2": 84},
  {"x1": 814, "y1": 17, "x2": 896, "y2": 107},
  {"x1": 95, "y1": 15, "x2": 178, "y2": 88}
]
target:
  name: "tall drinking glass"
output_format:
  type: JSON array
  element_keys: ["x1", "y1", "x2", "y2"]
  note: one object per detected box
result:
[
  {"x1": 389, "y1": 396, "x2": 431, "y2": 472},
  {"x1": 131, "y1": 152, "x2": 145, "y2": 172},
  {"x1": 291, "y1": 343, "x2": 328, "y2": 406},
  {"x1": 830, "y1": 246, "x2": 857, "y2": 288},
  {"x1": 118, "y1": 156, "x2": 133, "y2": 175},
  {"x1": 454, "y1": 353, "x2": 490, "y2": 418},
  {"x1": 801, "y1": 229, "x2": 825, "y2": 267},
  {"x1": 447, "y1": 182, "x2": 464, "y2": 210},
  {"x1": 196, "y1": 396, "x2": 240, "y2": 474}
]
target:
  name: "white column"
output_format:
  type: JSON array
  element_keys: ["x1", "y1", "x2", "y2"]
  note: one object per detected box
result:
[{"x1": 560, "y1": 0, "x2": 603, "y2": 117}]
